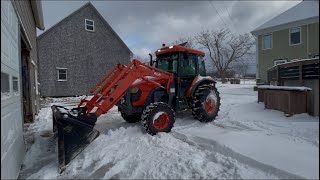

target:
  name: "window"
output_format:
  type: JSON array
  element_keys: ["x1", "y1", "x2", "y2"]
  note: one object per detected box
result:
[
  {"x1": 57, "y1": 68, "x2": 67, "y2": 81},
  {"x1": 180, "y1": 54, "x2": 197, "y2": 77},
  {"x1": 12, "y1": 76, "x2": 18, "y2": 92},
  {"x1": 262, "y1": 34, "x2": 272, "y2": 50},
  {"x1": 198, "y1": 56, "x2": 206, "y2": 76},
  {"x1": 1, "y1": 72, "x2": 10, "y2": 93},
  {"x1": 290, "y1": 27, "x2": 301, "y2": 45},
  {"x1": 85, "y1": 19, "x2": 94, "y2": 32},
  {"x1": 156, "y1": 53, "x2": 178, "y2": 74}
]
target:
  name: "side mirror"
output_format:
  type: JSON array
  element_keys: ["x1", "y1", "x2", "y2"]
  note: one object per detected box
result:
[
  {"x1": 183, "y1": 52, "x2": 189, "y2": 59},
  {"x1": 149, "y1": 53, "x2": 153, "y2": 66}
]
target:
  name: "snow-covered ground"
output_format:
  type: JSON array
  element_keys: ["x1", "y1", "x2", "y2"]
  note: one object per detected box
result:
[{"x1": 18, "y1": 80, "x2": 319, "y2": 179}]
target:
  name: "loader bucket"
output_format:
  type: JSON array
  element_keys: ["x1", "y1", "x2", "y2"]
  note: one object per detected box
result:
[{"x1": 51, "y1": 105, "x2": 100, "y2": 173}]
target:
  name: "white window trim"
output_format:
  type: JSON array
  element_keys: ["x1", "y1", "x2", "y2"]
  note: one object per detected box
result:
[
  {"x1": 289, "y1": 26, "x2": 302, "y2": 46},
  {"x1": 85, "y1": 19, "x2": 95, "y2": 32},
  {"x1": 262, "y1": 33, "x2": 273, "y2": 50},
  {"x1": 56, "y1": 68, "x2": 68, "y2": 81}
]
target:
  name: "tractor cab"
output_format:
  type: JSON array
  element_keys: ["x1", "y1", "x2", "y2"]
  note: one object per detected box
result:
[{"x1": 154, "y1": 44, "x2": 206, "y2": 97}]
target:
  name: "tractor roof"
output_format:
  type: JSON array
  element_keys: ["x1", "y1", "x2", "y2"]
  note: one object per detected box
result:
[{"x1": 155, "y1": 45, "x2": 205, "y2": 56}]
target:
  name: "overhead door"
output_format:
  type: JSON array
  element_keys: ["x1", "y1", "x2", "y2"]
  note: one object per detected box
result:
[{"x1": 1, "y1": 1, "x2": 26, "y2": 179}]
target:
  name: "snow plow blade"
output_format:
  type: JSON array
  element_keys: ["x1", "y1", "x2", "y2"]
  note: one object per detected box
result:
[{"x1": 51, "y1": 105, "x2": 100, "y2": 173}]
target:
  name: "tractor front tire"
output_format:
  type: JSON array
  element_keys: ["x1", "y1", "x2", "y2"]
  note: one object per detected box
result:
[
  {"x1": 120, "y1": 113, "x2": 141, "y2": 123},
  {"x1": 141, "y1": 102, "x2": 175, "y2": 135},
  {"x1": 191, "y1": 83, "x2": 221, "y2": 122}
]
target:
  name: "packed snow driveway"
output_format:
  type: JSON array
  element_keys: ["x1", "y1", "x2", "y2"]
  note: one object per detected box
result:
[{"x1": 18, "y1": 81, "x2": 319, "y2": 179}]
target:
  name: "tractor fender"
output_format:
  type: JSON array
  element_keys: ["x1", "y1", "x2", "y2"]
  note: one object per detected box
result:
[{"x1": 186, "y1": 76, "x2": 216, "y2": 97}]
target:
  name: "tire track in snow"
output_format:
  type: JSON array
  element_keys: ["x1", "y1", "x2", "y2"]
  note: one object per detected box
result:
[{"x1": 170, "y1": 131, "x2": 306, "y2": 180}]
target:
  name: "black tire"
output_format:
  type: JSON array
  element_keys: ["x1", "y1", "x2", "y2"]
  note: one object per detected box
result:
[
  {"x1": 190, "y1": 83, "x2": 221, "y2": 122},
  {"x1": 141, "y1": 102, "x2": 175, "y2": 135},
  {"x1": 120, "y1": 112, "x2": 141, "y2": 123}
]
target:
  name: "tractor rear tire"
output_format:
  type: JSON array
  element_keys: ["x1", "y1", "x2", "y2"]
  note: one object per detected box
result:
[
  {"x1": 120, "y1": 113, "x2": 141, "y2": 123},
  {"x1": 190, "y1": 83, "x2": 221, "y2": 122},
  {"x1": 141, "y1": 102, "x2": 175, "y2": 135}
]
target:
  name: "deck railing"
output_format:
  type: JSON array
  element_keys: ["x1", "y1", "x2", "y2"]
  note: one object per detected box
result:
[{"x1": 267, "y1": 58, "x2": 319, "y2": 85}]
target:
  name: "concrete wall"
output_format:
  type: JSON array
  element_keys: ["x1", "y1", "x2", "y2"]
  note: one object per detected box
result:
[
  {"x1": 38, "y1": 3, "x2": 131, "y2": 97},
  {"x1": 257, "y1": 22, "x2": 319, "y2": 82}
]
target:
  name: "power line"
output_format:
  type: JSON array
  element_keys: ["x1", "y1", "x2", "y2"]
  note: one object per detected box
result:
[
  {"x1": 208, "y1": 1, "x2": 232, "y2": 33},
  {"x1": 221, "y1": 1, "x2": 237, "y2": 34}
]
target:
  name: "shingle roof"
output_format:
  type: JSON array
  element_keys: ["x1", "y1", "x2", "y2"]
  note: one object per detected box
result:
[
  {"x1": 37, "y1": 2, "x2": 132, "y2": 55},
  {"x1": 251, "y1": 1, "x2": 319, "y2": 34}
]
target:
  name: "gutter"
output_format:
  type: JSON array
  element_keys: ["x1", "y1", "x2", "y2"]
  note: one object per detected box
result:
[{"x1": 30, "y1": 0, "x2": 45, "y2": 30}]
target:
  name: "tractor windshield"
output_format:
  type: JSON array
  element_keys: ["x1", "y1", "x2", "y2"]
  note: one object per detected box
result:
[{"x1": 156, "y1": 53, "x2": 178, "y2": 74}]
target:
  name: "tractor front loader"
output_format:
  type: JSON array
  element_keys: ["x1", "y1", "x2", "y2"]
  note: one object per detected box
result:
[
  {"x1": 52, "y1": 60, "x2": 174, "y2": 173},
  {"x1": 52, "y1": 43, "x2": 221, "y2": 173}
]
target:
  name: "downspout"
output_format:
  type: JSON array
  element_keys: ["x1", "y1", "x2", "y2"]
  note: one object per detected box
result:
[
  {"x1": 254, "y1": 35, "x2": 260, "y2": 83},
  {"x1": 307, "y1": 24, "x2": 309, "y2": 58}
]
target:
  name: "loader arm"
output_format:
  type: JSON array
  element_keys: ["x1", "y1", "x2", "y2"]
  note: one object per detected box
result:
[
  {"x1": 78, "y1": 59, "x2": 174, "y2": 118},
  {"x1": 52, "y1": 59, "x2": 174, "y2": 173}
]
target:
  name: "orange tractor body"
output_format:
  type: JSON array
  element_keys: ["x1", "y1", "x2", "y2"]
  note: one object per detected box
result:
[{"x1": 52, "y1": 43, "x2": 221, "y2": 172}]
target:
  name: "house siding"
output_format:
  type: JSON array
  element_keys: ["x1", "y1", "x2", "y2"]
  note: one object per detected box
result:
[
  {"x1": 257, "y1": 22, "x2": 319, "y2": 82},
  {"x1": 38, "y1": 4, "x2": 131, "y2": 97},
  {"x1": 308, "y1": 23, "x2": 319, "y2": 56}
]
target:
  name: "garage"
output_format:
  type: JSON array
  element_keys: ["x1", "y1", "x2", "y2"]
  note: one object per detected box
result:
[{"x1": 1, "y1": 0, "x2": 44, "y2": 179}]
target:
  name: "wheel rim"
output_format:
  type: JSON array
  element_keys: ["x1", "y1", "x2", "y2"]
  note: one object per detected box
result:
[
  {"x1": 204, "y1": 91, "x2": 217, "y2": 114},
  {"x1": 153, "y1": 112, "x2": 169, "y2": 130}
]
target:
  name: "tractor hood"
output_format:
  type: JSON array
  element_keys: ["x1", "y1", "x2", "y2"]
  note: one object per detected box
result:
[{"x1": 130, "y1": 76, "x2": 168, "y2": 89}]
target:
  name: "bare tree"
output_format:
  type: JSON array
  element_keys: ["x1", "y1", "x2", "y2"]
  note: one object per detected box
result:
[
  {"x1": 195, "y1": 29, "x2": 254, "y2": 81},
  {"x1": 233, "y1": 61, "x2": 249, "y2": 83},
  {"x1": 171, "y1": 36, "x2": 195, "y2": 48}
]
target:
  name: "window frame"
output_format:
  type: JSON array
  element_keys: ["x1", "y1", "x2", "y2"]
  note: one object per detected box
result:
[
  {"x1": 262, "y1": 33, "x2": 273, "y2": 50},
  {"x1": 289, "y1": 26, "x2": 302, "y2": 46},
  {"x1": 57, "y1": 68, "x2": 68, "y2": 81},
  {"x1": 85, "y1": 19, "x2": 95, "y2": 32}
]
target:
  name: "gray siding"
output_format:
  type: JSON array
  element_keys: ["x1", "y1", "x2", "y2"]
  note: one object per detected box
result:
[{"x1": 38, "y1": 3, "x2": 131, "y2": 97}]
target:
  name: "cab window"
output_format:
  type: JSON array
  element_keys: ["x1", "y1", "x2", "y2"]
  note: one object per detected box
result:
[
  {"x1": 180, "y1": 54, "x2": 197, "y2": 77},
  {"x1": 156, "y1": 53, "x2": 178, "y2": 74},
  {"x1": 198, "y1": 56, "x2": 206, "y2": 76}
]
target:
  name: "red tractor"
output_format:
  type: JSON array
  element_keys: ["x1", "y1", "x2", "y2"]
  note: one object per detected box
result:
[{"x1": 52, "y1": 43, "x2": 221, "y2": 172}]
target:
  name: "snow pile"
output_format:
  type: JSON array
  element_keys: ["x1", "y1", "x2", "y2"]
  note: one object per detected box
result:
[
  {"x1": 42, "y1": 95, "x2": 93, "y2": 104},
  {"x1": 257, "y1": 85, "x2": 312, "y2": 91},
  {"x1": 18, "y1": 81, "x2": 319, "y2": 179}
]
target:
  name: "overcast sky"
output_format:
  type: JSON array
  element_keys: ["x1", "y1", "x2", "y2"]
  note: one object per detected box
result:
[{"x1": 39, "y1": 0, "x2": 301, "y2": 73}]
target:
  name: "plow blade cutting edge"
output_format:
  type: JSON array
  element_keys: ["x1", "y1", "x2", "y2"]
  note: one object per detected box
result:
[{"x1": 51, "y1": 105, "x2": 100, "y2": 173}]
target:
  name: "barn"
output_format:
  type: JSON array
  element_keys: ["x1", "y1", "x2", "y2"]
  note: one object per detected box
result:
[{"x1": 37, "y1": 2, "x2": 132, "y2": 97}]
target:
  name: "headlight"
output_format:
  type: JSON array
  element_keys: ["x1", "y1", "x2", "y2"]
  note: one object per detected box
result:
[{"x1": 129, "y1": 87, "x2": 139, "y2": 94}]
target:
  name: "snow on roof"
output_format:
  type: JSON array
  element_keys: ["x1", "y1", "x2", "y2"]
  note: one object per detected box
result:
[
  {"x1": 257, "y1": 85, "x2": 312, "y2": 91},
  {"x1": 268, "y1": 57, "x2": 319, "y2": 69},
  {"x1": 252, "y1": 1, "x2": 319, "y2": 33}
]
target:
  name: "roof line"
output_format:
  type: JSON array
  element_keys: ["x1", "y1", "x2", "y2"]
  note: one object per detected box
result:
[
  {"x1": 89, "y1": 3, "x2": 133, "y2": 55},
  {"x1": 37, "y1": 2, "x2": 91, "y2": 39},
  {"x1": 37, "y1": 1, "x2": 132, "y2": 55}
]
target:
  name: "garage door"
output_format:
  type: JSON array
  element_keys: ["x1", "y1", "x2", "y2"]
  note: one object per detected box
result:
[{"x1": 1, "y1": 1, "x2": 26, "y2": 179}]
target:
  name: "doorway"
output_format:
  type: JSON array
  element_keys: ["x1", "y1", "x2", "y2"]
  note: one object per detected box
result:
[{"x1": 21, "y1": 38, "x2": 33, "y2": 123}]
